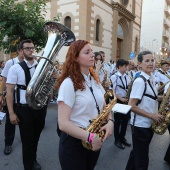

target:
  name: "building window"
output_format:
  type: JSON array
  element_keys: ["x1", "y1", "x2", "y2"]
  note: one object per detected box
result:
[
  {"x1": 96, "y1": 19, "x2": 100, "y2": 41},
  {"x1": 135, "y1": 37, "x2": 138, "y2": 53},
  {"x1": 64, "y1": 16, "x2": 71, "y2": 29},
  {"x1": 117, "y1": 24, "x2": 124, "y2": 39},
  {"x1": 121, "y1": 0, "x2": 129, "y2": 6}
]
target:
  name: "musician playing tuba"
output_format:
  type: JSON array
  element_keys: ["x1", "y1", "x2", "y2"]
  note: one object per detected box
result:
[
  {"x1": 57, "y1": 40, "x2": 113, "y2": 170},
  {"x1": 125, "y1": 51, "x2": 164, "y2": 170}
]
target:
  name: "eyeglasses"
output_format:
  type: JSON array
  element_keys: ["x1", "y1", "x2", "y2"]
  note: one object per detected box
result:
[{"x1": 23, "y1": 47, "x2": 35, "y2": 51}]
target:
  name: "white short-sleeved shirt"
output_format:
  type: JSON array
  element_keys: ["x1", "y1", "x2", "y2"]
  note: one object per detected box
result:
[
  {"x1": 130, "y1": 71, "x2": 158, "y2": 128},
  {"x1": 57, "y1": 74, "x2": 105, "y2": 128},
  {"x1": 6, "y1": 59, "x2": 37, "y2": 104},
  {"x1": 158, "y1": 69, "x2": 170, "y2": 84},
  {"x1": 110, "y1": 71, "x2": 131, "y2": 98},
  {"x1": 1, "y1": 57, "x2": 20, "y2": 78}
]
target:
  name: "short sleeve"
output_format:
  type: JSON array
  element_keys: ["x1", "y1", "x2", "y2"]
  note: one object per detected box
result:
[
  {"x1": 57, "y1": 78, "x2": 76, "y2": 108},
  {"x1": 130, "y1": 78, "x2": 145, "y2": 100},
  {"x1": 110, "y1": 75, "x2": 117, "y2": 90},
  {"x1": 1, "y1": 60, "x2": 13, "y2": 78},
  {"x1": 6, "y1": 65, "x2": 18, "y2": 84}
]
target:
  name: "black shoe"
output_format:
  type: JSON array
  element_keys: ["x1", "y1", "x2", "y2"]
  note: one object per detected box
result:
[
  {"x1": 114, "y1": 141, "x2": 125, "y2": 149},
  {"x1": 32, "y1": 160, "x2": 41, "y2": 170},
  {"x1": 4, "y1": 146, "x2": 12, "y2": 155},
  {"x1": 164, "y1": 158, "x2": 170, "y2": 165},
  {"x1": 121, "y1": 138, "x2": 131, "y2": 147}
]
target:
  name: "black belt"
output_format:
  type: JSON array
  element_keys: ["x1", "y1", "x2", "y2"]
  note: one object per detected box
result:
[{"x1": 17, "y1": 104, "x2": 29, "y2": 107}]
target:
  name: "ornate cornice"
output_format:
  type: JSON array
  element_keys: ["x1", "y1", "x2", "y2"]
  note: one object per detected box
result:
[{"x1": 112, "y1": 2, "x2": 135, "y2": 21}]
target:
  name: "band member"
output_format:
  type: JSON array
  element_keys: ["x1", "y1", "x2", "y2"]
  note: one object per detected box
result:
[
  {"x1": 127, "y1": 60, "x2": 135, "y2": 79},
  {"x1": 110, "y1": 59, "x2": 131, "y2": 149},
  {"x1": 6, "y1": 39, "x2": 47, "y2": 170},
  {"x1": 1, "y1": 44, "x2": 24, "y2": 155},
  {"x1": 99, "y1": 51, "x2": 111, "y2": 75},
  {"x1": 57, "y1": 40, "x2": 113, "y2": 170},
  {"x1": 158, "y1": 61, "x2": 170, "y2": 83},
  {"x1": 125, "y1": 51, "x2": 164, "y2": 170},
  {"x1": 93, "y1": 52, "x2": 103, "y2": 76},
  {"x1": 163, "y1": 81, "x2": 170, "y2": 165}
]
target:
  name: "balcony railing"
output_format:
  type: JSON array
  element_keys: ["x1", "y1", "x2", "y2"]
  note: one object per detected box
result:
[
  {"x1": 164, "y1": 19, "x2": 170, "y2": 29},
  {"x1": 163, "y1": 30, "x2": 169, "y2": 39},
  {"x1": 166, "y1": 0, "x2": 170, "y2": 6},
  {"x1": 164, "y1": 7, "x2": 170, "y2": 17}
]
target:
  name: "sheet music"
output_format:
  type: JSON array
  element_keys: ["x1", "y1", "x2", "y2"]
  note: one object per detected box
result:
[
  {"x1": 112, "y1": 103, "x2": 132, "y2": 114},
  {"x1": 0, "y1": 112, "x2": 6, "y2": 120}
]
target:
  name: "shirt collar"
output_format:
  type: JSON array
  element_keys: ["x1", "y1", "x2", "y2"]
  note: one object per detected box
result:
[
  {"x1": 81, "y1": 72, "x2": 91, "y2": 82},
  {"x1": 140, "y1": 71, "x2": 151, "y2": 80},
  {"x1": 116, "y1": 71, "x2": 126, "y2": 77},
  {"x1": 24, "y1": 59, "x2": 37, "y2": 68}
]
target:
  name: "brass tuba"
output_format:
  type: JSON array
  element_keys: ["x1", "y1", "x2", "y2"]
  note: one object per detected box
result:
[
  {"x1": 26, "y1": 21, "x2": 75, "y2": 109},
  {"x1": 82, "y1": 90, "x2": 117, "y2": 150},
  {"x1": 152, "y1": 85, "x2": 170, "y2": 134}
]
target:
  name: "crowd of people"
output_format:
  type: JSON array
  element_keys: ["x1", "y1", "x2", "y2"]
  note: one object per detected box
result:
[{"x1": 0, "y1": 39, "x2": 170, "y2": 170}]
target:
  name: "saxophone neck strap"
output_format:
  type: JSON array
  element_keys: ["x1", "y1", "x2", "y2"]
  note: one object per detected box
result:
[{"x1": 86, "y1": 76, "x2": 100, "y2": 114}]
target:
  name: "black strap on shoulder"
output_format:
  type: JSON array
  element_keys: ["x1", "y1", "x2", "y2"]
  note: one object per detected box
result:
[
  {"x1": 16, "y1": 61, "x2": 32, "y2": 105},
  {"x1": 18, "y1": 61, "x2": 31, "y2": 86},
  {"x1": 136, "y1": 75, "x2": 147, "y2": 105}
]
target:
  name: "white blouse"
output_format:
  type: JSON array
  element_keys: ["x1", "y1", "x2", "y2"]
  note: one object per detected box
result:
[{"x1": 57, "y1": 73, "x2": 105, "y2": 128}]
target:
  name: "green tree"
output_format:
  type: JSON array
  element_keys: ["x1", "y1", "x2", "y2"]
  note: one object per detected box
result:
[{"x1": 0, "y1": 0, "x2": 48, "y2": 54}]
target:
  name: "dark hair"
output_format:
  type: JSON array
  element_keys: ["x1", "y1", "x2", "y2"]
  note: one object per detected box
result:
[
  {"x1": 18, "y1": 39, "x2": 33, "y2": 50},
  {"x1": 137, "y1": 51, "x2": 152, "y2": 62},
  {"x1": 99, "y1": 51, "x2": 105, "y2": 54},
  {"x1": 161, "y1": 61, "x2": 169, "y2": 66},
  {"x1": 94, "y1": 52, "x2": 103, "y2": 63},
  {"x1": 116, "y1": 59, "x2": 129, "y2": 69}
]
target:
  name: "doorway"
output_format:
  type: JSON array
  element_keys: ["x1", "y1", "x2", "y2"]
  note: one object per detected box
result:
[{"x1": 116, "y1": 38, "x2": 122, "y2": 60}]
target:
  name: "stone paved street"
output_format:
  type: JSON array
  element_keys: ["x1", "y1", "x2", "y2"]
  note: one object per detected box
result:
[{"x1": 0, "y1": 103, "x2": 170, "y2": 170}]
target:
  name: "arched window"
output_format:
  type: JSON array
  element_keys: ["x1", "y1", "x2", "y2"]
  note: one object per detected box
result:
[
  {"x1": 117, "y1": 24, "x2": 124, "y2": 39},
  {"x1": 135, "y1": 37, "x2": 138, "y2": 53},
  {"x1": 96, "y1": 19, "x2": 100, "y2": 41},
  {"x1": 64, "y1": 16, "x2": 71, "y2": 29}
]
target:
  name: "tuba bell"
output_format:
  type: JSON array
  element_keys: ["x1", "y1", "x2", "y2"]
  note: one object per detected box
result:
[{"x1": 26, "y1": 21, "x2": 75, "y2": 109}]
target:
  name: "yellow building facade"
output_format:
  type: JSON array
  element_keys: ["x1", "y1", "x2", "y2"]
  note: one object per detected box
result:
[{"x1": 0, "y1": 0, "x2": 142, "y2": 62}]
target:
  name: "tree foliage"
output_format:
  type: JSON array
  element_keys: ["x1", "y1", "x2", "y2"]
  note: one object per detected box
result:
[{"x1": 0, "y1": 0, "x2": 48, "y2": 54}]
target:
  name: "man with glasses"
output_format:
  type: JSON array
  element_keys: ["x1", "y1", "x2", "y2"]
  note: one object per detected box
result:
[{"x1": 6, "y1": 39, "x2": 47, "y2": 170}]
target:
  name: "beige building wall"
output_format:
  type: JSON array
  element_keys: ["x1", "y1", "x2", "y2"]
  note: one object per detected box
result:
[{"x1": 1, "y1": 0, "x2": 142, "y2": 63}]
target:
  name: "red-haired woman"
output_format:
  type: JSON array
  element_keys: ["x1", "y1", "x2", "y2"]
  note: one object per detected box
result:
[{"x1": 57, "y1": 40, "x2": 113, "y2": 170}]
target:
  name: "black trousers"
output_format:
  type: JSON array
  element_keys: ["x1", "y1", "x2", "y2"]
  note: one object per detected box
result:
[
  {"x1": 4, "y1": 105, "x2": 16, "y2": 146},
  {"x1": 164, "y1": 142, "x2": 170, "y2": 164},
  {"x1": 59, "y1": 132, "x2": 100, "y2": 170},
  {"x1": 125, "y1": 126, "x2": 154, "y2": 170},
  {"x1": 114, "y1": 99, "x2": 130, "y2": 142},
  {"x1": 16, "y1": 105, "x2": 47, "y2": 170}
]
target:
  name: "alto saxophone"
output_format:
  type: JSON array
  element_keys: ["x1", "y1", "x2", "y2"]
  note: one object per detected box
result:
[
  {"x1": 125, "y1": 71, "x2": 134, "y2": 102},
  {"x1": 82, "y1": 90, "x2": 117, "y2": 150},
  {"x1": 152, "y1": 85, "x2": 170, "y2": 135}
]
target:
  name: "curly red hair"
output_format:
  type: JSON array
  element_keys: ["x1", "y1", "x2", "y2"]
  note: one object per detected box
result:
[{"x1": 56, "y1": 40, "x2": 100, "y2": 91}]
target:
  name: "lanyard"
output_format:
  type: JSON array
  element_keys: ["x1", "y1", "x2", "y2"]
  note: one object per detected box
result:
[
  {"x1": 119, "y1": 76, "x2": 128, "y2": 89},
  {"x1": 85, "y1": 76, "x2": 100, "y2": 114}
]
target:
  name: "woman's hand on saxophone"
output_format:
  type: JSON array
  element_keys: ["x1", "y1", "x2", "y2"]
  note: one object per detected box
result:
[
  {"x1": 99, "y1": 120, "x2": 114, "y2": 142},
  {"x1": 91, "y1": 134, "x2": 102, "y2": 151},
  {"x1": 150, "y1": 114, "x2": 164, "y2": 123}
]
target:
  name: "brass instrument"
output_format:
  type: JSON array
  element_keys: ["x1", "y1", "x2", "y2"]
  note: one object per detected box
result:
[
  {"x1": 26, "y1": 21, "x2": 75, "y2": 109},
  {"x1": 82, "y1": 90, "x2": 117, "y2": 150},
  {"x1": 125, "y1": 71, "x2": 134, "y2": 102},
  {"x1": 152, "y1": 85, "x2": 170, "y2": 135},
  {"x1": 158, "y1": 81, "x2": 170, "y2": 95},
  {"x1": 101, "y1": 68, "x2": 108, "y2": 90}
]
